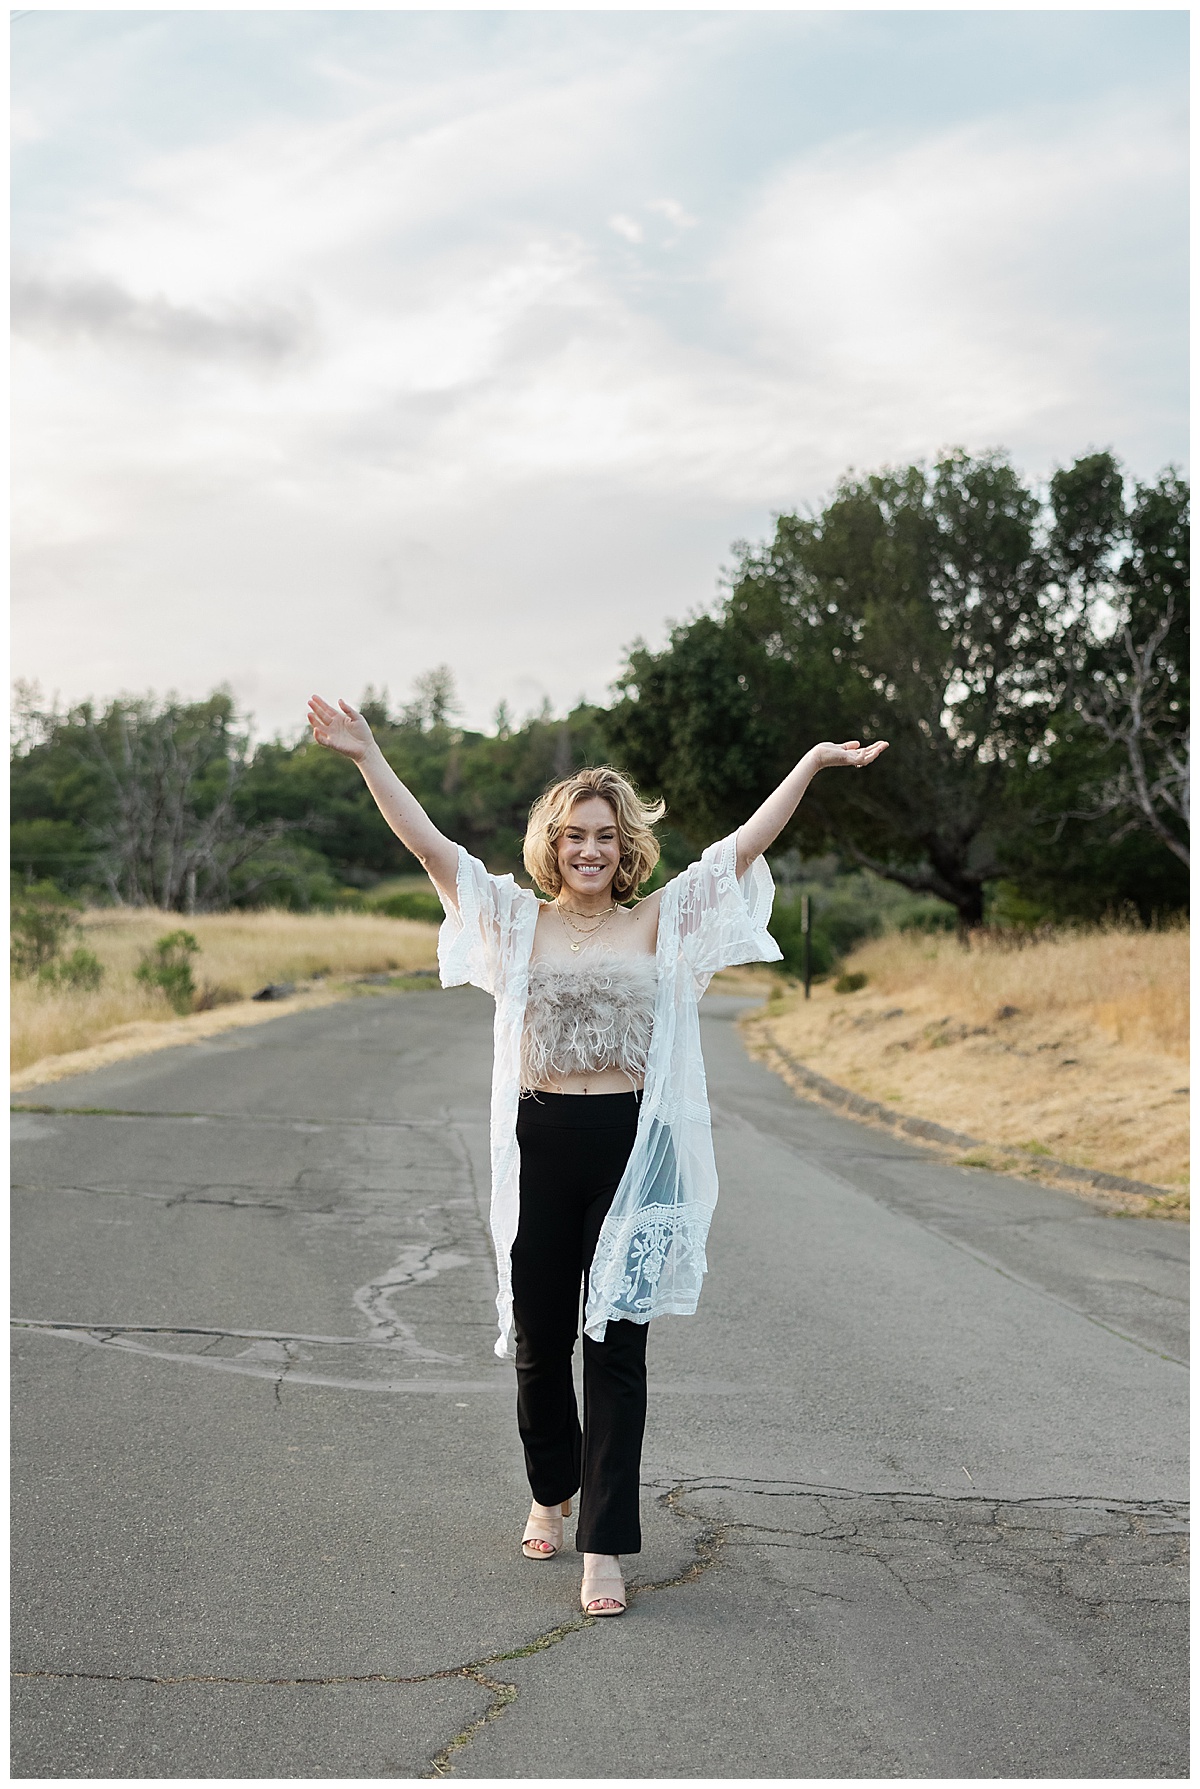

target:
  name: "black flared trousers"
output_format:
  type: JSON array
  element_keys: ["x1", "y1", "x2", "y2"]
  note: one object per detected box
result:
[{"x1": 511, "y1": 1091, "x2": 647, "y2": 1555}]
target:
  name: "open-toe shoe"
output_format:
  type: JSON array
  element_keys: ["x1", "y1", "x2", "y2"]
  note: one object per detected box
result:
[
  {"x1": 581, "y1": 1556, "x2": 626, "y2": 1616},
  {"x1": 521, "y1": 1499, "x2": 572, "y2": 1560}
]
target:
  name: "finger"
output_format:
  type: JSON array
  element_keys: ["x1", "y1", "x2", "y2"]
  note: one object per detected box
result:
[
  {"x1": 338, "y1": 699, "x2": 362, "y2": 721},
  {"x1": 309, "y1": 695, "x2": 337, "y2": 721},
  {"x1": 837, "y1": 741, "x2": 861, "y2": 752}
]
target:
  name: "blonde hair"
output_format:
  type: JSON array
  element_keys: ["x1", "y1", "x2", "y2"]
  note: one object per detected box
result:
[{"x1": 523, "y1": 765, "x2": 666, "y2": 901}]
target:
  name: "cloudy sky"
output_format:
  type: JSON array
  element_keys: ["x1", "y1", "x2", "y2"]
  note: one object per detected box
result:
[{"x1": 12, "y1": 9, "x2": 1188, "y2": 739}]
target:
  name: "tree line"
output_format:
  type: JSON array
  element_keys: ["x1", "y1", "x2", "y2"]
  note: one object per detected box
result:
[{"x1": 11, "y1": 448, "x2": 1188, "y2": 932}]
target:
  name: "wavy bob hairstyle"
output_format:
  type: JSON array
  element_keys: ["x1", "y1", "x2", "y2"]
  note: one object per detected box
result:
[{"x1": 523, "y1": 766, "x2": 666, "y2": 901}]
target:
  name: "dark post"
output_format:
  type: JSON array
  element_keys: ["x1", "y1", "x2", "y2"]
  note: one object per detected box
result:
[{"x1": 801, "y1": 893, "x2": 811, "y2": 1000}]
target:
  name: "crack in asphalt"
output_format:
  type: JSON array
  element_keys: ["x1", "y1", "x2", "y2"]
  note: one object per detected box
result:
[
  {"x1": 353, "y1": 1243, "x2": 470, "y2": 1361},
  {"x1": 14, "y1": 1475, "x2": 1186, "y2": 1774},
  {"x1": 11, "y1": 1478, "x2": 730, "y2": 1779},
  {"x1": 13, "y1": 1180, "x2": 307, "y2": 1214},
  {"x1": 12, "y1": 1177, "x2": 471, "y2": 1226},
  {"x1": 661, "y1": 1478, "x2": 1188, "y2": 1629},
  {"x1": 11, "y1": 1319, "x2": 511, "y2": 1395},
  {"x1": 12, "y1": 1319, "x2": 470, "y2": 1354},
  {"x1": 12, "y1": 1103, "x2": 470, "y2": 1132}
]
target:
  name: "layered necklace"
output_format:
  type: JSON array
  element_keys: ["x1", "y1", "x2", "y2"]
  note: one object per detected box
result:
[{"x1": 555, "y1": 897, "x2": 618, "y2": 953}]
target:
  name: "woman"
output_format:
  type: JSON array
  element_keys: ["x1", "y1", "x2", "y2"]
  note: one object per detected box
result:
[{"x1": 307, "y1": 693, "x2": 886, "y2": 1616}]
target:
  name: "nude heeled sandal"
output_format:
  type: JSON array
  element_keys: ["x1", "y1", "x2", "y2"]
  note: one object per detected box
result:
[
  {"x1": 521, "y1": 1499, "x2": 572, "y2": 1560},
  {"x1": 581, "y1": 1558, "x2": 626, "y2": 1616}
]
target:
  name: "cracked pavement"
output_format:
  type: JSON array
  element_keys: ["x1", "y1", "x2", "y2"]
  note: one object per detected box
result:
[{"x1": 11, "y1": 987, "x2": 1188, "y2": 1776}]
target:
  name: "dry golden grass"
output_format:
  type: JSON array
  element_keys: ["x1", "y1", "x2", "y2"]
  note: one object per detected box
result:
[
  {"x1": 744, "y1": 924, "x2": 1189, "y2": 1203},
  {"x1": 11, "y1": 907, "x2": 439, "y2": 1079}
]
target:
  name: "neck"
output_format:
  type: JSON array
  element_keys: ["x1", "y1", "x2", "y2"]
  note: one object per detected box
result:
[{"x1": 558, "y1": 885, "x2": 616, "y2": 915}]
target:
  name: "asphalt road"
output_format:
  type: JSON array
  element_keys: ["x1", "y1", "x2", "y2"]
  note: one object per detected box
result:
[{"x1": 11, "y1": 985, "x2": 1189, "y2": 1778}]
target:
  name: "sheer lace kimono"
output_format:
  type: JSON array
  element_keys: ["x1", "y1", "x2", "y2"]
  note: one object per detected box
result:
[{"x1": 436, "y1": 832, "x2": 782, "y2": 1356}]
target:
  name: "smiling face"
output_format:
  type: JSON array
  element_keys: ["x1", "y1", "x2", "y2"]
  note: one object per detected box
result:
[{"x1": 555, "y1": 795, "x2": 621, "y2": 904}]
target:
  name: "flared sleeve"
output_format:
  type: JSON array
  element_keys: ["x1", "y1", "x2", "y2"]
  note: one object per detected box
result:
[
  {"x1": 436, "y1": 846, "x2": 527, "y2": 995},
  {"x1": 675, "y1": 830, "x2": 783, "y2": 983}
]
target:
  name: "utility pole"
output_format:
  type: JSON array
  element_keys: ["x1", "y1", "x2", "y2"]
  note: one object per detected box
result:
[{"x1": 801, "y1": 893, "x2": 811, "y2": 1000}]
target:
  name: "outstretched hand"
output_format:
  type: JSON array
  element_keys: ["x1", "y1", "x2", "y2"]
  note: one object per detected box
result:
[
  {"x1": 811, "y1": 739, "x2": 889, "y2": 772},
  {"x1": 308, "y1": 695, "x2": 375, "y2": 763}
]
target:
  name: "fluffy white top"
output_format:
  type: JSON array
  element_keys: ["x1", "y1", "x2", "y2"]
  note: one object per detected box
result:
[{"x1": 521, "y1": 950, "x2": 658, "y2": 1088}]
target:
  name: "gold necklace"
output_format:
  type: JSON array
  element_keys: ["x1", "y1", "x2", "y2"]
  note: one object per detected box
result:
[{"x1": 555, "y1": 901, "x2": 617, "y2": 953}]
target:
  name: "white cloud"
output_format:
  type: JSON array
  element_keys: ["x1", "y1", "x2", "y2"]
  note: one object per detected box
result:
[
  {"x1": 646, "y1": 196, "x2": 698, "y2": 241},
  {"x1": 718, "y1": 100, "x2": 1186, "y2": 469},
  {"x1": 608, "y1": 214, "x2": 644, "y2": 244},
  {"x1": 11, "y1": 24, "x2": 1187, "y2": 738}
]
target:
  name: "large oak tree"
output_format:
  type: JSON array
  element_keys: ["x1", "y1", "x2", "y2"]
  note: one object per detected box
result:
[{"x1": 605, "y1": 450, "x2": 1188, "y2": 927}]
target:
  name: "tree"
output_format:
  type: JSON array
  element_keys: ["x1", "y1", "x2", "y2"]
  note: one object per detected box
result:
[
  {"x1": 606, "y1": 450, "x2": 1188, "y2": 928},
  {"x1": 11, "y1": 690, "x2": 298, "y2": 910},
  {"x1": 1062, "y1": 469, "x2": 1188, "y2": 868},
  {"x1": 79, "y1": 693, "x2": 296, "y2": 910}
]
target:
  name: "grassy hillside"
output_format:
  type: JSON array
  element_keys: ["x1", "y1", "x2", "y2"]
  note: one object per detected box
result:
[
  {"x1": 12, "y1": 907, "x2": 440, "y2": 1079},
  {"x1": 743, "y1": 924, "x2": 1188, "y2": 1206}
]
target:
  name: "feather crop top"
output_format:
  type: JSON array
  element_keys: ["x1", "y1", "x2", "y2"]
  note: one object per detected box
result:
[{"x1": 521, "y1": 951, "x2": 658, "y2": 1089}]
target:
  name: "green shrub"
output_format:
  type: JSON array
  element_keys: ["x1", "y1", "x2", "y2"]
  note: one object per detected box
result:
[
  {"x1": 135, "y1": 930, "x2": 201, "y2": 1014},
  {"x1": 375, "y1": 888, "x2": 445, "y2": 924},
  {"x1": 39, "y1": 946, "x2": 105, "y2": 992},
  {"x1": 896, "y1": 904, "x2": 958, "y2": 934},
  {"x1": 834, "y1": 970, "x2": 869, "y2": 994},
  {"x1": 228, "y1": 842, "x2": 347, "y2": 912},
  {"x1": 11, "y1": 882, "x2": 81, "y2": 978},
  {"x1": 768, "y1": 889, "x2": 881, "y2": 978}
]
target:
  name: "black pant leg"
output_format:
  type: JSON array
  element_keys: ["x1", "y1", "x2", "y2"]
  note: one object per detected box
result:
[
  {"x1": 511, "y1": 1117, "x2": 584, "y2": 1506},
  {"x1": 576, "y1": 1160, "x2": 649, "y2": 1555},
  {"x1": 578, "y1": 1320, "x2": 648, "y2": 1553}
]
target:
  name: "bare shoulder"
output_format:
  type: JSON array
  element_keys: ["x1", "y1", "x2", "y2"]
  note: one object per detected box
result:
[
  {"x1": 625, "y1": 886, "x2": 662, "y2": 941},
  {"x1": 628, "y1": 885, "x2": 663, "y2": 917}
]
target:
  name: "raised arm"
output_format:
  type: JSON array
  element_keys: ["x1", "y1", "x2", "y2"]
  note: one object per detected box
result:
[
  {"x1": 307, "y1": 695, "x2": 461, "y2": 901},
  {"x1": 734, "y1": 739, "x2": 888, "y2": 879}
]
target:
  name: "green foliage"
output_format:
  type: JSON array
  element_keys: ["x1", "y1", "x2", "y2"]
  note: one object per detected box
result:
[
  {"x1": 374, "y1": 888, "x2": 446, "y2": 923},
  {"x1": 11, "y1": 879, "x2": 105, "y2": 990},
  {"x1": 39, "y1": 947, "x2": 105, "y2": 992},
  {"x1": 10, "y1": 687, "x2": 296, "y2": 910},
  {"x1": 609, "y1": 450, "x2": 1188, "y2": 927},
  {"x1": 237, "y1": 689, "x2": 620, "y2": 892},
  {"x1": 135, "y1": 930, "x2": 201, "y2": 1014},
  {"x1": 228, "y1": 840, "x2": 346, "y2": 912},
  {"x1": 10, "y1": 819, "x2": 94, "y2": 887},
  {"x1": 11, "y1": 882, "x2": 81, "y2": 977},
  {"x1": 9, "y1": 453, "x2": 1187, "y2": 930},
  {"x1": 768, "y1": 893, "x2": 834, "y2": 978},
  {"x1": 765, "y1": 855, "x2": 955, "y2": 975},
  {"x1": 768, "y1": 888, "x2": 883, "y2": 978},
  {"x1": 834, "y1": 971, "x2": 869, "y2": 994}
]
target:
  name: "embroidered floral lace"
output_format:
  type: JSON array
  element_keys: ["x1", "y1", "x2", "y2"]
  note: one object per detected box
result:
[{"x1": 436, "y1": 833, "x2": 782, "y2": 1355}]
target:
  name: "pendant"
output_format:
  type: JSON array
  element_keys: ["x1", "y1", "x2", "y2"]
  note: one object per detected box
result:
[{"x1": 570, "y1": 942, "x2": 581, "y2": 952}]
